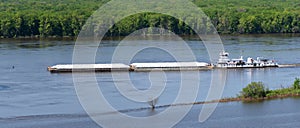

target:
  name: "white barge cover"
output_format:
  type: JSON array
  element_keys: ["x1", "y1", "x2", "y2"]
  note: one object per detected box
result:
[
  {"x1": 48, "y1": 63, "x2": 130, "y2": 72},
  {"x1": 130, "y1": 62, "x2": 210, "y2": 71}
]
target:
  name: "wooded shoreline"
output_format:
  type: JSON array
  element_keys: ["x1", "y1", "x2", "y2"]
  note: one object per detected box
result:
[{"x1": 0, "y1": 0, "x2": 299, "y2": 38}]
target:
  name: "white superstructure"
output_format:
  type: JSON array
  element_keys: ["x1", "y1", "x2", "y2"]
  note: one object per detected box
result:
[{"x1": 216, "y1": 51, "x2": 278, "y2": 68}]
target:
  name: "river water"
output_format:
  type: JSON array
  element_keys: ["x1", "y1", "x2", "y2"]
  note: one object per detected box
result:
[{"x1": 0, "y1": 34, "x2": 300, "y2": 128}]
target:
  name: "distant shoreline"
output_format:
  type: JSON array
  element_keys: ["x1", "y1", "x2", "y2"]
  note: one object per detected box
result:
[{"x1": 1, "y1": 33, "x2": 299, "y2": 41}]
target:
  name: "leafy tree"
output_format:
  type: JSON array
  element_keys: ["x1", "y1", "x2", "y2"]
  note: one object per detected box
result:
[
  {"x1": 293, "y1": 78, "x2": 300, "y2": 89},
  {"x1": 240, "y1": 82, "x2": 268, "y2": 98}
]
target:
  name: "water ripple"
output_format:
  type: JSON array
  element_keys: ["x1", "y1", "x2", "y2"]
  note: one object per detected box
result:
[{"x1": 0, "y1": 85, "x2": 9, "y2": 91}]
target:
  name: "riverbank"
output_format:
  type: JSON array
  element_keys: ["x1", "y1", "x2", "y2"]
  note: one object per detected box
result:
[
  {"x1": 147, "y1": 82, "x2": 300, "y2": 110},
  {"x1": 121, "y1": 92, "x2": 300, "y2": 113},
  {"x1": 155, "y1": 79, "x2": 300, "y2": 108},
  {"x1": 197, "y1": 79, "x2": 300, "y2": 104},
  {"x1": 1, "y1": 33, "x2": 300, "y2": 41}
]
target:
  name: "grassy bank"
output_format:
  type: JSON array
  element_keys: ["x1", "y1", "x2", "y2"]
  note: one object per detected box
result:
[
  {"x1": 166, "y1": 78, "x2": 300, "y2": 108},
  {"x1": 220, "y1": 78, "x2": 300, "y2": 102},
  {"x1": 189, "y1": 78, "x2": 300, "y2": 105}
]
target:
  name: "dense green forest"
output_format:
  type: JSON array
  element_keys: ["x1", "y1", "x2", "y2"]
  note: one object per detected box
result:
[{"x1": 0, "y1": 0, "x2": 299, "y2": 38}]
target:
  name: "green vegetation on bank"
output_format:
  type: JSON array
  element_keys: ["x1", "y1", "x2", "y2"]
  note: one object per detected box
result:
[
  {"x1": 238, "y1": 78, "x2": 300, "y2": 101},
  {"x1": 239, "y1": 82, "x2": 268, "y2": 99},
  {"x1": 0, "y1": 0, "x2": 299, "y2": 38}
]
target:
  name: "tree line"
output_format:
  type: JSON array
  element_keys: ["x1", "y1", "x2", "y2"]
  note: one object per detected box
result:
[{"x1": 0, "y1": 0, "x2": 299, "y2": 38}]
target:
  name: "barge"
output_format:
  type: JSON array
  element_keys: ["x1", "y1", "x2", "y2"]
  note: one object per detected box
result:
[
  {"x1": 47, "y1": 52, "x2": 282, "y2": 73},
  {"x1": 47, "y1": 64, "x2": 130, "y2": 73},
  {"x1": 129, "y1": 62, "x2": 212, "y2": 71},
  {"x1": 47, "y1": 62, "x2": 212, "y2": 73}
]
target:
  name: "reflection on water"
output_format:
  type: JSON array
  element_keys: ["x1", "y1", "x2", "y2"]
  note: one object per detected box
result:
[
  {"x1": 0, "y1": 34, "x2": 300, "y2": 127},
  {"x1": 0, "y1": 39, "x2": 74, "y2": 50},
  {"x1": 0, "y1": 85, "x2": 9, "y2": 91},
  {"x1": 17, "y1": 43, "x2": 57, "y2": 49}
]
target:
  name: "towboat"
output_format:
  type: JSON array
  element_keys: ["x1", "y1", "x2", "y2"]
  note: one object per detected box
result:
[{"x1": 215, "y1": 51, "x2": 278, "y2": 68}]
